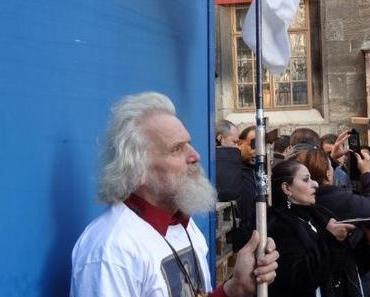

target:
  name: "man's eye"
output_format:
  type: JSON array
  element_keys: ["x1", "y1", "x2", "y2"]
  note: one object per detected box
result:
[{"x1": 172, "y1": 145, "x2": 182, "y2": 153}]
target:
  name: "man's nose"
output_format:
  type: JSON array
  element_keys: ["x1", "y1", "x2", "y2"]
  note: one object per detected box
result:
[{"x1": 187, "y1": 144, "x2": 200, "y2": 164}]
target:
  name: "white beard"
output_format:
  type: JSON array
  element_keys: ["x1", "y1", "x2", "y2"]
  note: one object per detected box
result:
[
  {"x1": 148, "y1": 165, "x2": 217, "y2": 215},
  {"x1": 174, "y1": 167, "x2": 217, "y2": 215}
]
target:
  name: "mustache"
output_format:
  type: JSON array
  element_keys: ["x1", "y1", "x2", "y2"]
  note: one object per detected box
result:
[{"x1": 187, "y1": 164, "x2": 202, "y2": 176}]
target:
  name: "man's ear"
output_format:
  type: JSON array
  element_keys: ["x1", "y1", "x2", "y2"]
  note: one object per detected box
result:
[
  {"x1": 217, "y1": 135, "x2": 223, "y2": 144},
  {"x1": 281, "y1": 182, "x2": 291, "y2": 196}
]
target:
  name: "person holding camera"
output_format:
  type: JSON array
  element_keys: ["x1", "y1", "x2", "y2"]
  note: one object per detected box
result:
[
  {"x1": 289, "y1": 145, "x2": 370, "y2": 294},
  {"x1": 291, "y1": 144, "x2": 370, "y2": 223}
]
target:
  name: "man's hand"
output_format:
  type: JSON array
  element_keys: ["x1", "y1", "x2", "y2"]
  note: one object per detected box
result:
[{"x1": 223, "y1": 231, "x2": 279, "y2": 297}]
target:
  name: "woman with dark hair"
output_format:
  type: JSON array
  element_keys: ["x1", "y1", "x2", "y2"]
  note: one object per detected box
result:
[
  {"x1": 292, "y1": 147, "x2": 370, "y2": 296},
  {"x1": 268, "y1": 160, "x2": 361, "y2": 297},
  {"x1": 291, "y1": 147, "x2": 370, "y2": 220},
  {"x1": 239, "y1": 125, "x2": 256, "y2": 164}
]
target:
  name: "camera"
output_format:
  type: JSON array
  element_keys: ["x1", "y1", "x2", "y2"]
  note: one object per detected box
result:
[
  {"x1": 348, "y1": 128, "x2": 360, "y2": 152},
  {"x1": 348, "y1": 128, "x2": 361, "y2": 180}
]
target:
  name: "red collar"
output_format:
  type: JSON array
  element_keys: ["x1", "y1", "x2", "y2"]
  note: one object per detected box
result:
[{"x1": 125, "y1": 194, "x2": 190, "y2": 236}]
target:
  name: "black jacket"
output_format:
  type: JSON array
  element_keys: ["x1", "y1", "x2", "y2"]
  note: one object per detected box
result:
[
  {"x1": 268, "y1": 204, "x2": 363, "y2": 297},
  {"x1": 215, "y1": 147, "x2": 256, "y2": 250},
  {"x1": 216, "y1": 147, "x2": 242, "y2": 202},
  {"x1": 316, "y1": 172, "x2": 370, "y2": 220},
  {"x1": 316, "y1": 172, "x2": 370, "y2": 274},
  {"x1": 238, "y1": 162, "x2": 256, "y2": 232}
]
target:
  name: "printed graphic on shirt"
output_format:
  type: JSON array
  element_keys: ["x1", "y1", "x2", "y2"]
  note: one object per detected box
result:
[{"x1": 161, "y1": 246, "x2": 205, "y2": 297}]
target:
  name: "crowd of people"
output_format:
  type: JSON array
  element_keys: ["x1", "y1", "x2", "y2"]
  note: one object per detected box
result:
[{"x1": 216, "y1": 120, "x2": 370, "y2": 297}]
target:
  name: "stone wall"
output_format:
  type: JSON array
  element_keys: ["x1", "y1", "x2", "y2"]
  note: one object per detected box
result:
[
  {"x1": 324, "y1": 0, "x2": 369, "y2": 120},
  {"x1": 321, "y1": 0, "x2": 370, "y2": 141}
]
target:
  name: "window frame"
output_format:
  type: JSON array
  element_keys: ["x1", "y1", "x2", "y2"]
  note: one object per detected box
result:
[{"x1": 230, "y1": 0, "x2": 313, "y2": 112}]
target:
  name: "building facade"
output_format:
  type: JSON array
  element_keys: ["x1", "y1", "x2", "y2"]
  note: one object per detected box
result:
[{"x1": 216, "y1": 0, "x2": 370, "y2": 140}]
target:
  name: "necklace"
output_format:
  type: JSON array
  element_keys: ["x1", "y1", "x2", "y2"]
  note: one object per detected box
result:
[
  {"x1": 297, "y1": 216, "x2": 318, "y2": 233},
  {"x1": 162, "y1": 227, "x2": 205, "y2": 297}
]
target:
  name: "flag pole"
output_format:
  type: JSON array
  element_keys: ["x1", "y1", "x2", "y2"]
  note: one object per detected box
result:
[{"x1": 254, "y1": 1, "x2": 268, "y2": 297}]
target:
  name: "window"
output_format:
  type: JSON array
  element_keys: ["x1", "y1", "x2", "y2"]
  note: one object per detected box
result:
[{"x1": 232, "y1": 0, "x2": 311, "y2": 110}]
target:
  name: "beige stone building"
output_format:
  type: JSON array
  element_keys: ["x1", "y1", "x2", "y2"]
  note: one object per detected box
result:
[{"x1": 215, "y1": 0, "x2": 370, "y2": 142}]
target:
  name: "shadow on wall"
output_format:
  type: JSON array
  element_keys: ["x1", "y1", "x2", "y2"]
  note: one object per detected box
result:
[{"x1": 39, "y1": 140, "x2": 90, "y2": 297}]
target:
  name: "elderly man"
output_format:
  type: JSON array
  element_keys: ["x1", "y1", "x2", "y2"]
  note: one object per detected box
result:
[
  {"x1": 70, "y1": 92, "x2": 278, "y2": 297},
  {"x1": 216, "y1": 120, "x2": 239, "y2": 148},
  {"x1": 215, "y1": 120, "x2": 242, "y2": 203}
]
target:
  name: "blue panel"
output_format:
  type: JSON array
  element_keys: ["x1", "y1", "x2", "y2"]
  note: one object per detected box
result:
[{"x1": 0, "y1": 1, "x2": 214, "y2": 296}]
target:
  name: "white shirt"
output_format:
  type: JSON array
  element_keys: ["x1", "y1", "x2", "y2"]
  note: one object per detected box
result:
[{"x1": 70, "y1": 203, "x2": 212, "y2": 297}]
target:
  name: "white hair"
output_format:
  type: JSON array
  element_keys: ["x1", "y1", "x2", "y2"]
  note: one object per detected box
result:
[{"x1": 99, "y1": 92, "x2": 176, "y2": 204}]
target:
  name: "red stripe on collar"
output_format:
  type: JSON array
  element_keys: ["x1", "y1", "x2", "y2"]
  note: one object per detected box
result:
[{"x1": 125, "y1": 194, "x2": 190, "y2": 236}]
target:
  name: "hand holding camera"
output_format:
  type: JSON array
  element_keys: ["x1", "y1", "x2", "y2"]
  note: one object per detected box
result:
[
  {"x1": 347, "y1": 128, "x2": 362, "y2": 180},
  {"x1": 355, "y1": 149, "x2": 370, "y2": 174}
]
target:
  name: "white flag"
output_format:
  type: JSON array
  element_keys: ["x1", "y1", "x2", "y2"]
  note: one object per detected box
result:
[{"x1": 242, "y1": 0, "x2": 300, "y2": 75}]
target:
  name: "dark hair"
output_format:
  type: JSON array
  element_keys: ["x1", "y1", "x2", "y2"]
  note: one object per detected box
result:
[
  {"x1": 274, "y1": 135, "x2": 290, "y2": 153},
  {"x1": 320, "y1": 133, "x2": 337, "y2": 147},
  {"x1": 320, "y1": 133, "x2": 337, "y2": 154},
  {"x1": 290, "y1": 128, "x2": 320, "y2": 146},
  {"x1": 271, "y1": 160, "x2": 302, "y2": 208},
  {"x1": 239, "y1": 125, "x2": 256, "y2": 140},
  {"x1": 239, "y1": 125, "x2": 256, "y2": 160},
  {"x1": 290, "y1": 148, "x2": 330, "y2": 185}
]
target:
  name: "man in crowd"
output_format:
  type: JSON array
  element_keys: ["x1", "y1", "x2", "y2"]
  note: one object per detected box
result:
[
  {"x1": 234, "y1": 126, "x2": 257, "y2": 250},
  {"x1": 215, "y1": 120, "x2": 242, "y2": 202},
  {"x1": 216, "y1": 120, "x2": 239, "y2": 148},
  {"x1": 70, "y1": 92, "x2": 278, "y2": 297}
]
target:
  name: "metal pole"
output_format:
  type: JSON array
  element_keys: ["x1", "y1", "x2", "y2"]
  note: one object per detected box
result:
[{"x1": 255, "y1": 1, "x2": 268, "y2": 297}]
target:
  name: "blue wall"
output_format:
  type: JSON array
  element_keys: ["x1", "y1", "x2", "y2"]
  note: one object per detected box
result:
[{"x1": 0, "y1": 1, "x2": 215, "y2": 296}]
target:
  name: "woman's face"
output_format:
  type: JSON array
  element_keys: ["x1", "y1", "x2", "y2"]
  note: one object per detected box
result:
[
  {"x1": 238, "y1": 129, "x2": 256, "y2": 163},
  {"x1": 283, "y1": 164, "x2": 319, "y2": 206}
]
